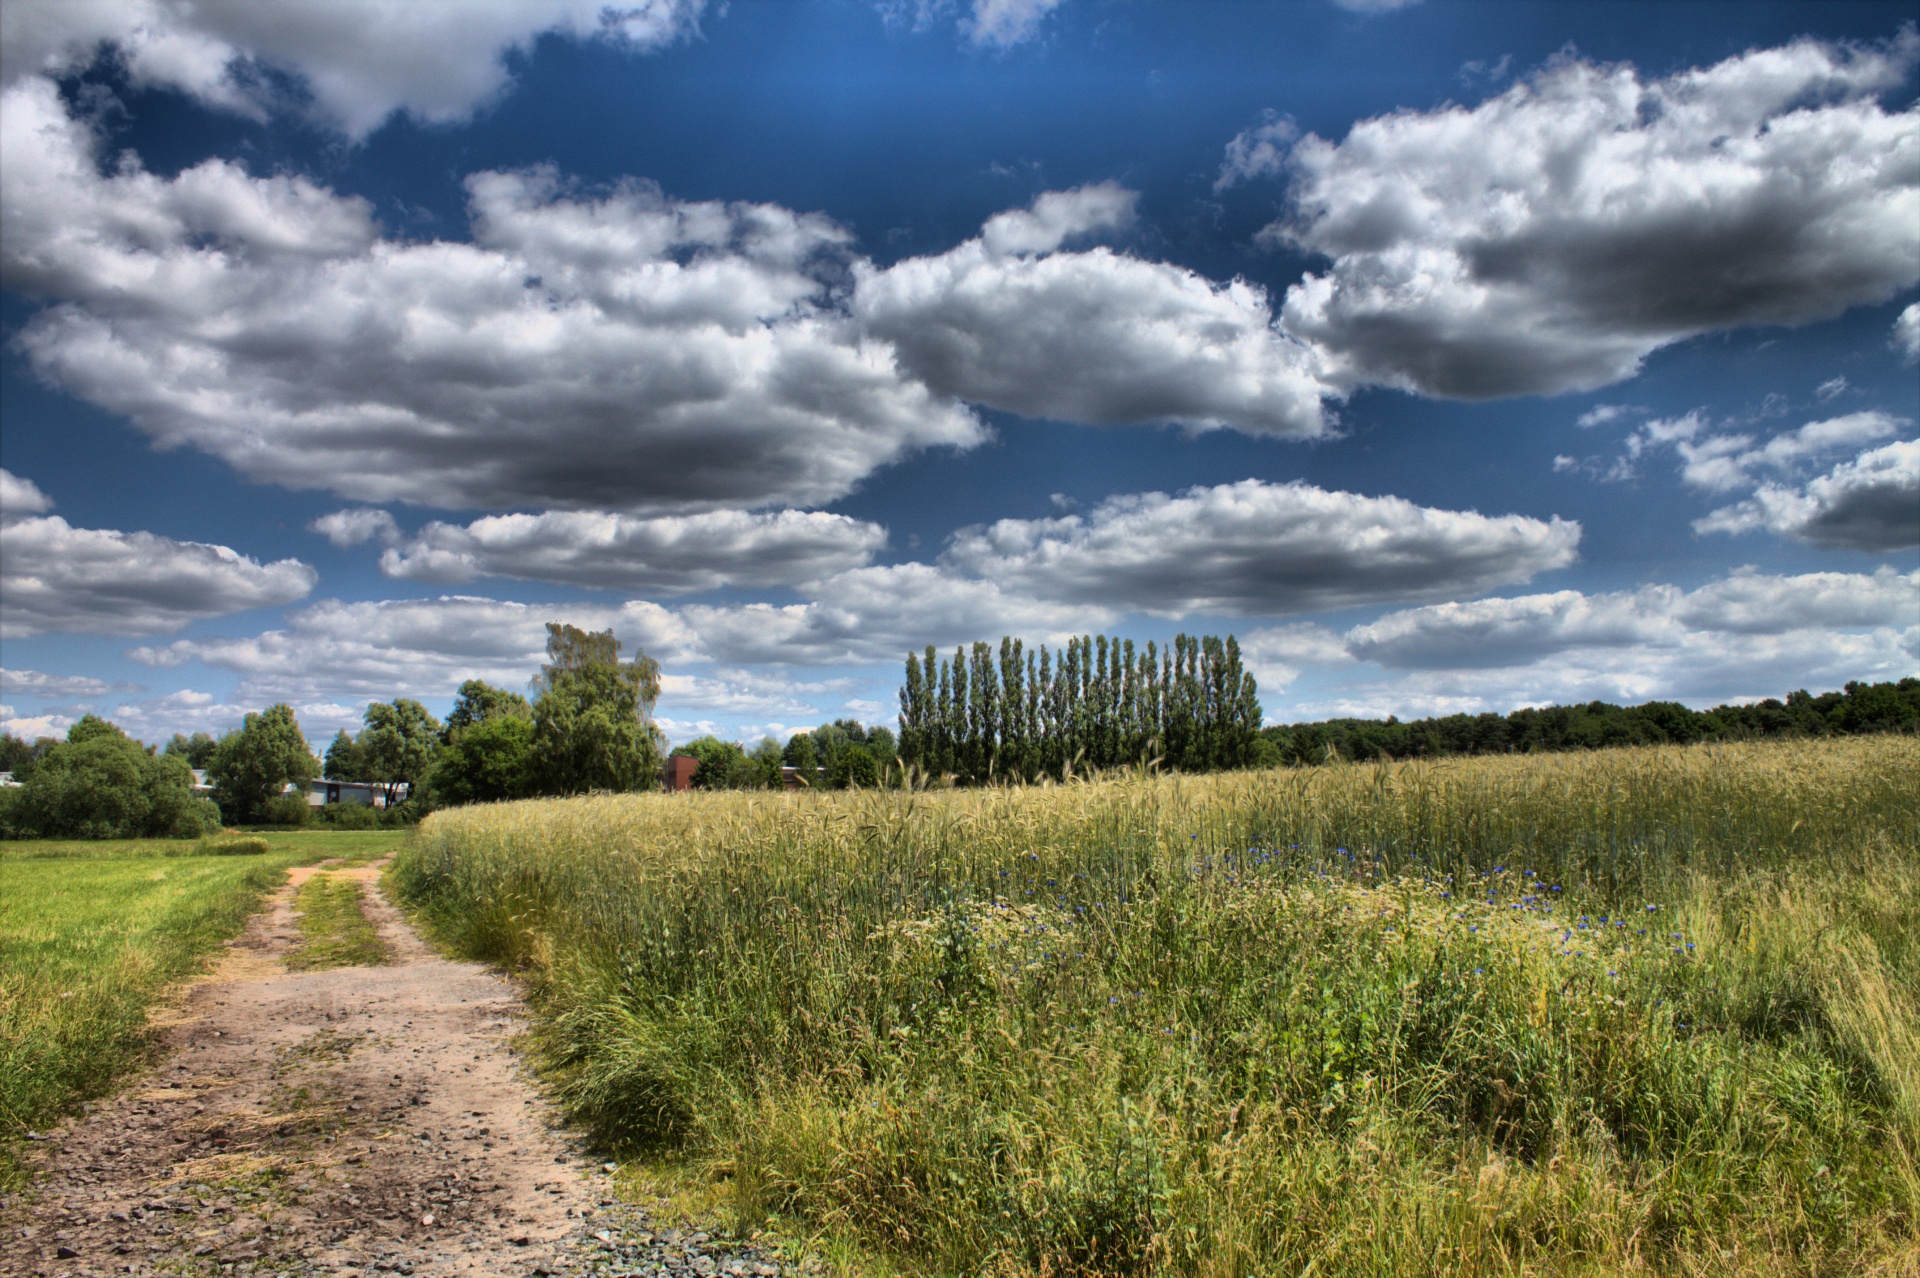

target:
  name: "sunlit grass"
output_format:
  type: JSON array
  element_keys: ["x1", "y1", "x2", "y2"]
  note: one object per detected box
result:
[
  {"x1": 284, "y1": 874, "x2": 388, "y2": 971},
  {"x1": 394, "y1": 738, "x2": 1920, "y2": 1276}
]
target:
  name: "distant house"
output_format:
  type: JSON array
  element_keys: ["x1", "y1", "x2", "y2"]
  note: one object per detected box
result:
[
  {"x1": 662, "y1": 755, "x2": 700, "y2": 792},
  {"x1": 190, "y1": 769, "x2": 213, "y2": 795},
  {"x1": 306, "y1": 779, "x2": 408, "y2": 808},
  {"x1": 0, "y1": 772, "x2": 18, "y2": 788}
]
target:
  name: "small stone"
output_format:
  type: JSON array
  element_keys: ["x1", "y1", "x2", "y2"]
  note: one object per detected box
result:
[
  {"x1": 421, "y1": 1213, "x2": 435, "y2": 1226},
  {"x1": 57, "y1": 1244, "x2": 81, "y2": 1258},
  {"x1": 600, "y1": 1163, "x2": 616, "y2": 1173}
]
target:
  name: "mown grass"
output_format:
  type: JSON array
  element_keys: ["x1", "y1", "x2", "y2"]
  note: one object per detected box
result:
[
  {"x1": 392, "y1": 739, "x2": 1920, "y2": 1276},
  {"x1": 285, "y1": 874, "x2": 389, "y2": 971},
  {"x1": 0, "y1": 829, "x2": 408, "y2": 1188}
]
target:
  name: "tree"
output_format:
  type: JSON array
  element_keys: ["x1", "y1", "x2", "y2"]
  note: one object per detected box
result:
[
  {"x1": 749, "y1": 737, "x2": 784, "y2": 787},
  {"x1": 781, "y1": 732, "x2": 818, "y2": 773},
  {"x1": 323, "y1": 730, "x2": 365, "y2": 781},
  {"x1": 530, "y1": 623, "x2": 664, "y2": 795},
  {"x1": 442, "y1": 679, "x2": 532, "y2": 743},
  {"x1": 427, "y1": 714, "x2": 534, "y2": 806},
  {"x1": 14, "y1": 718, "x2": 220, "y2": 838},
  {"x1": 209, "y1": 704, "x2": 315, "y2": 825},
  {"x1": 831, "y1": 745, "x2": 878, "y2": 789},
  {"x1": 359, "y1": 699, "x2": 441, "y2": 807},
  {"x1": 0, "y1": 732, "x2": 54, "y2": 779},
  {"x1": 670, "y1": 736, "x2": 758, "y2": 789},
  {"x1": 163, "y1": 732, "x2": 218, "y2": 769}
]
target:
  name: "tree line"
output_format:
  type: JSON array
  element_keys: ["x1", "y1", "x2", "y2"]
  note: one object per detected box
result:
[
  {"x1": 0, "y1": 624, "x2": 666, "y2": 837},
  {"x1": 1260, "y1": 678, "x2": 1920, "y2": 765},
  {"x1": 897, "y1": 634, "x2": 1263, "y2": 783},
  {"x1": 668, "y1": 718, "x2": 898, "y2": 790}
]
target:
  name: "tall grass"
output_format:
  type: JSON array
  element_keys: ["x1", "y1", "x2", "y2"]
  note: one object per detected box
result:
[{"x1": 394, "y1": 738, "x2": 1920, "y2": 1275}]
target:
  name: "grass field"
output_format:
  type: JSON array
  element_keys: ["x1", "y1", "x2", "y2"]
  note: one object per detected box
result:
[
  {"x1": 394, "y1": 737, "x2": 1920, "y2": 1277},
  {"x1": 0, "y1": 828, "x2": 408, "y2": 1186}
]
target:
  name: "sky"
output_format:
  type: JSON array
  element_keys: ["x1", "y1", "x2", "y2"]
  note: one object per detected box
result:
[{"x1": 0, "y1": 0, "x2": 1916, "y2": 750}]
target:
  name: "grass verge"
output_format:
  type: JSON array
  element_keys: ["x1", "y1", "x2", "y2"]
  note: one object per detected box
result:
[
  {"x1": 395, "y1": 737, "x2": 1920, "y2": 1277},
  {"x1": 284, "y1": 874, "x2": 389, "y2": 971}
]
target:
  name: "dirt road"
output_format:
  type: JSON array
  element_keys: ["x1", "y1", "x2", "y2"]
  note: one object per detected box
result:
[{"x1": 1, "y1": 863, "x2": 796, "y2": 1278}]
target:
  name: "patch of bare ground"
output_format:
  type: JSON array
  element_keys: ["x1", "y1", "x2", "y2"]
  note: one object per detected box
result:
[{"x1": 0, "y1": 863, "x2": 801, "y2": 1278}]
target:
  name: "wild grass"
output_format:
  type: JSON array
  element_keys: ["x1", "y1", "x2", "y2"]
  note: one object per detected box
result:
[
  {"x1": 392, "y1": 738, "x2": 1920, "y2": 1276},
  {"x1": 0, "y1": 829, "x2": 405, "y2": 1188},
  {"x1": 284, "y1": 874, "x2": 388, "y2": 971}
]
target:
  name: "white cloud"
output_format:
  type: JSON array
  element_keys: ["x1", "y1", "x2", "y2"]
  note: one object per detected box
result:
[
  {"x1": 1215, "y1": 113, "x2": 1297, "y2": 191},
  {"x1": 0, "y1": 469, "x2": 55, "y2": 515},
  {"x1": 979, "y1": 182, "x2": 1135, "y2": 256},
  {"x1": 320, "y1": 506, "x2": 888, "y2": 592},
  {"x1": 1676, "y1": 410, "x2": 1903, "y2": 492},
  {"x1": 1269, "y1": 567, "x2": 1920, "y2": 717},
  {"x1": 963, "y1": 0, "x2": 1067, "y2": 49},
  {"x1": 130, "y1": 595, "x2": 701, "y2": 702},
  {"x1": 1575, "y1": 404, "x2": 1632, "y2": 428},
  {"x1": 680, "y1": 563, "x2": 1106, "y2": 665},
  {"x1": 0, "y1": 0, "x2": 711, "y2": 137},
  {"x1": 1344, "y1": 567, "x2": 1920, "y2": 669},
  {"x1": 0, "y1": 471, "x2": 315, "y2": 638},
  {"x1": 1695, "y1": 439, "x2": 1920, "y2": 550},
  {"x1": 0, "y1": 711, "x2": 70, "y2": 740},
  {"x1": 1, "y1": 90, "x2": 985, "y2": 514},
  {"x1": 938, "y1": 479, "x2": 1580, "y2": 616},
  {"x1": 1238, "y1": 622, "x2": 1352, "y2": 691},
  {"x1": 311, "y1": 508, "x2": 400, "y2": 548},
  {"x1": 855, "y1": 190, "x2": 1337, "y2": 437},
  {"x1": 1897, "y1": 302, "x2": 1920, "y2": 363},
  {"x1": 1272, "y1": 35, "x2": 1920, "y2": 398},
  {"x1": 0, "y1": 668, "x2": 140, "y2": 697}
]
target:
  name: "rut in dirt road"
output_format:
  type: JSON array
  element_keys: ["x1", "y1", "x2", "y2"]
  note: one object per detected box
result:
[{"x1": 0, "y1": 862, "x2": 802, "y2": 1278}]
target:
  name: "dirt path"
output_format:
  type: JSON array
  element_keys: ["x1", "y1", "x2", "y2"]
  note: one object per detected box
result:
[{"x1": 1, "y1": 863, "x2": 797, "y2": 1278}]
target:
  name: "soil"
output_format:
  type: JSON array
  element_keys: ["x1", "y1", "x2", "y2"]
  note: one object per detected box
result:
[{"x1": 0, "y1": 863, "x2": 802, "y2": 1278}]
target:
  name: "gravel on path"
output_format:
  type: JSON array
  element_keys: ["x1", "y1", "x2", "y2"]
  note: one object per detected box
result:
[{"x1": 0, "y1": 862, "x2": 812, "y2": 1278}]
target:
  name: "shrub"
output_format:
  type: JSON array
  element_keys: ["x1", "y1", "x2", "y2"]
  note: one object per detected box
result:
[{"x1": 188, "y1": 836, "x2": 271, "y2": 856}]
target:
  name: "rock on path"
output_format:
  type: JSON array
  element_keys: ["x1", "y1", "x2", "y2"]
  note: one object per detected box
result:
[{"x1": 0, "y1": 863, "x2": 803, "y2": 1278}]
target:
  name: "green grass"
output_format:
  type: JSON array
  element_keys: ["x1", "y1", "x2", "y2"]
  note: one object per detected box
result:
[
  {"x1": 0, "y1": 829, "x2": 407, "y2": 1188},
  {"x1": 285, "y1": 874, "x2": 389, "y2": 971},
  {"x1": 394, "y1": 737, "x2": 1920, "y2": 1277}
]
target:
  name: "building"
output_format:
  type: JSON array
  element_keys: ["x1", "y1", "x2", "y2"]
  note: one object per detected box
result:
[
  {"x1": 307, "y1": 779, "x2": 408, "y2": 808},
  {"x1": 662, "y1": 755, "x2": 700, "y2": 792}
]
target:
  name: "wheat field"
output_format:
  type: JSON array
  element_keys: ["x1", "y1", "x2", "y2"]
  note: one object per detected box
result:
[{"x1": 393, "y1": 738, "x2": 1920, "y2": 1276}]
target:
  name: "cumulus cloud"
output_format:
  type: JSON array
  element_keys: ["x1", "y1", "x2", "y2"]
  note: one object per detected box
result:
[
  {"x1": 1216, "y1": 113, "x2": 1297, "y2": 191},
  {"x1": 0, "y1": 470, "x2": 315, "y2": 638},
  {"x1": 1675, "y1": 411, "x2": 1903, "y2": 492},
  {"x1": 1270, "y1": 35, "x2": 1920, "y2": 398},
  {"x1": 680, "y1": 563, "x2": 1105, "y2": 665},
  {"x1": 365, "y1": 507, "x2": 888, "y2": 592},
  {"x1": 1, "y1": 90, "x2": 984, "y2": 514},
  {"x1": 1266, "y1": 567, "x2": 1919, "y2": 717},
  {"x1": 1695, "y1": 439, "x2": 1920, "y2": 550},
  {"x1": 938, "y1": 479, "x2": 1580, "y2": 616},
  {"x1": 0, "y1": 0, "x2": 711, "y2": 137},
  {"x1": 855, "y1": 188, "x2": 1337, "y2": 437},
  {"x1": 1897, "y1": 302, "x2": 1920, "y2": 363},
  {"x1": 963, "y1": 0, "x2": 1068, "y2": 49},
  {"x1": 0, "y1": 469, "x2": 55, "y2": 515},
  {"x1": 130, "y1": 595, "x2": 700, "y2": 702},
  {"x1": 0, "y1": 668, "x2": 141, "y2": 697},
  {"x1": 1344, "y1": 567, "x2": 1920, "y2": 669}
]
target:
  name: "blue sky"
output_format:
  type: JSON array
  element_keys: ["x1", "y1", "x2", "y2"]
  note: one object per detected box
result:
[{"x1": 1, "y1": 0, "x2": 1915, "y2": 748}]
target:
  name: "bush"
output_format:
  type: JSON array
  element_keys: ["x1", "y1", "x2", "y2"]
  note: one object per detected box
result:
[
  {"x1": 9, "y1": 721, "x2": 222, "y2": 839},
  {"x1": 260, "y1": 793, "x2": 313, "y2": 826},
  {"x1": 831, "y1": 744, "x2": 878, "y2": 789},
  {"x1": 186, "y1": 836, "x2": 271, "y2": 856},
  {"x1": 315, "y1": 801, "x2": 380, "y2": 829}
]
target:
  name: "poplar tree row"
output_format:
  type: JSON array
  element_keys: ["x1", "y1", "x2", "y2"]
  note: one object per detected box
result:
[{"x1": 898, "y1": 634, "x2": 1262, "y2": 782}]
